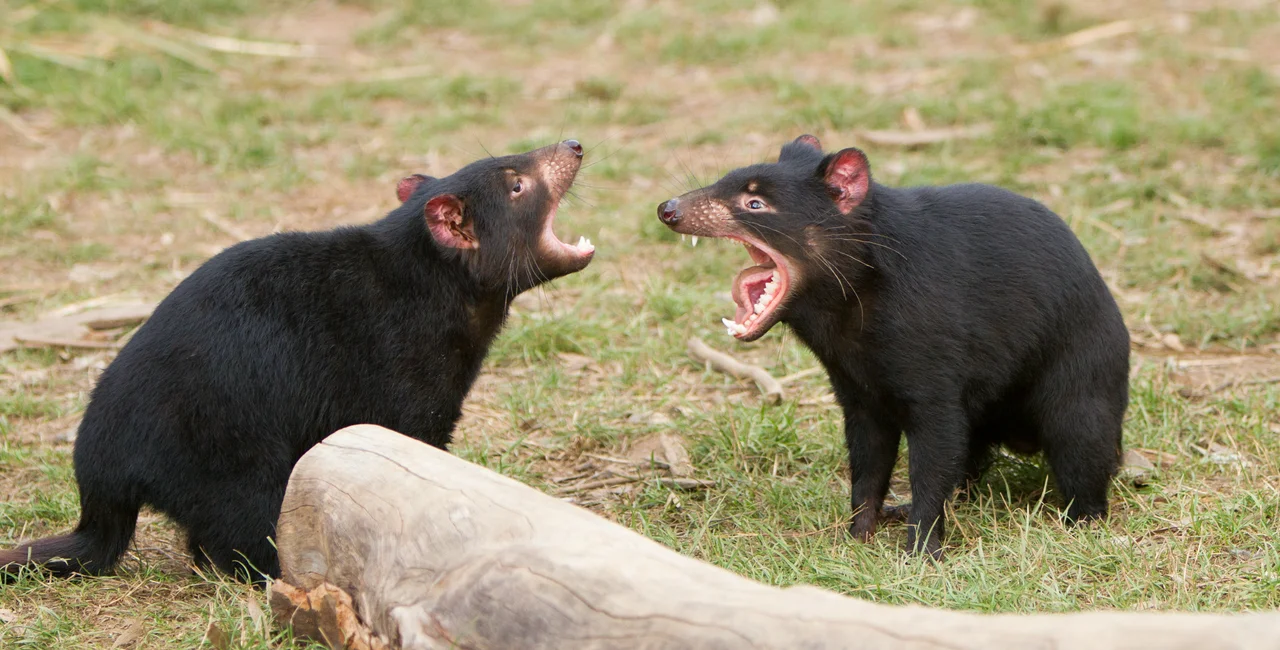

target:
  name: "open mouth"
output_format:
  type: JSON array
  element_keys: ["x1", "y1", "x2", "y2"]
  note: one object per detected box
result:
[
  {"x1": 537, "y1": 180, "x2": 595, "y2": 273},
  {"x1": 722, "y1": 238, "x2": 791, "y2": 341}
]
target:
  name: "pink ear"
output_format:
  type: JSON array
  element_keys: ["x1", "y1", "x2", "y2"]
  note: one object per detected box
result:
[
  {"x1": 823, "y1": 148, "x2": 870, "y2": 214},
  {"x1": 425, "y1": 195, "x2": 477, "y2": 250},
  {"x1": 795, "y1": 134, "x2": 822, "y2": 152},
  {"x1": 397, "y1": 174, "x2": 435, "y2": 203}
]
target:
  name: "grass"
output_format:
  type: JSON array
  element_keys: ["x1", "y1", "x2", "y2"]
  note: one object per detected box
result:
[{"x1": 2, "y1": 0, "x2": 1280, "y2": 646}]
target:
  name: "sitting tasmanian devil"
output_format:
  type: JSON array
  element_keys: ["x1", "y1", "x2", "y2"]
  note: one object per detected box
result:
[
  {"x1": 0, "y1": 140, "x2": 595, "y2": 581},
  {"x1": 656, "y1": 135, "x2": 1129, "y2": 559}
]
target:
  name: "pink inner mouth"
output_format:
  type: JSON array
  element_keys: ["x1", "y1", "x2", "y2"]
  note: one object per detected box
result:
[
  {"x1": 538, "y1": 197, "x2": 595, "y2": 266},
  {"x1": 725, "y1": 238, "x2": 790, "y2": 340}
]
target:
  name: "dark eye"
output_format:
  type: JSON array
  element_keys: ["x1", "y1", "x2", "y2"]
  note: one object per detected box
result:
[
  {"x1": 512, "y1": 180, "x2": 523, "y2": 194},
  {"x1": 747, "y1": 199, "x2": 765, "y2": 210}
]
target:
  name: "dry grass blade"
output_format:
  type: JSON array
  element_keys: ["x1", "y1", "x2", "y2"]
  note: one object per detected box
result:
[
  {"x1": 142, "y1": 20, "x2": 315, "y2": 58},
  {"x1": 0, "y1": 104, "x2": 45, "y2": 145},
  {"x1": 858, "y1": 124, "x2": 993, "y2": 147},
  {"x1": 1016, "y1": 19, "x2": 1142, "y2": 57},
  {"x1": 8, "y1": 42, "x2": 100, "y2": 72},
  {"x1": 198, "y1": 209, "x2": 253, "y2": 241},
  {"x1": 0, "y1": 46, "x2": 14, "y2": 84},
  {"x1": 98, "y1": 18, "x2": 218, "y2": 71}
]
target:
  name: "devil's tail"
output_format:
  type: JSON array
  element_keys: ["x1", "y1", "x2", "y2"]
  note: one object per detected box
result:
[{"x1": 0, "y1": 492, "x2": 137, "y2": 579}]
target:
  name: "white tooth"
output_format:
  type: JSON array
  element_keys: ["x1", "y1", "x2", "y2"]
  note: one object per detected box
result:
[
  {"x1": 692, "y1": 236, "x2": 699, "y2": 247},
  {"x1": 735, "y1": 323, "x2": 748, "y2": 334},
  {"x1": 772, "y1": 270, "x2": 780, "y2": 281},
  {"x1": 754, "y1": 302, "x2": 765, "y2": 314},
  {"x1": 722, "y1": 318, "x2": 737, "y2": 335},
  {"x1": 763, "y1": 286, "x2": 775, "y2": 297}
]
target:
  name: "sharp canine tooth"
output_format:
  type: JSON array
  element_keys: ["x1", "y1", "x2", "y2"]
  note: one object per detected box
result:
[{"x1": 692, "y1": 236, "x2": 699, "y2": 247}]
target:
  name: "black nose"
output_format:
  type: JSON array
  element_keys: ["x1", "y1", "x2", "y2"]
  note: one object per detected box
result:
[
  {"x1": 658, "y1": 198, "x2": 681, "y2": 225},
  {"x1": 564, "y1": 139, "x2": 583, "y2": 157}
]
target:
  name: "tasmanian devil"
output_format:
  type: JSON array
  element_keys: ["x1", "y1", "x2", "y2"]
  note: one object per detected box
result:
[
  {"x1": 0, "y1": 140, "x2": 596, "y2": 581},
  {"x1": 656, "y1": 135, "x2": 1129, "y2": 559}
]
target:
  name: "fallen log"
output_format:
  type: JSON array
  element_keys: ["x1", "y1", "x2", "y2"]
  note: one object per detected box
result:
[{"x1": 274, "y1": 425, "x2": 1280, "y2": 650}]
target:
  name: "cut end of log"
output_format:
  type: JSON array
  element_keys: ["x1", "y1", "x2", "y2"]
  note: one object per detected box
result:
[{"x1": 270, "y1": 579, "x2": 391, "y2": 650}]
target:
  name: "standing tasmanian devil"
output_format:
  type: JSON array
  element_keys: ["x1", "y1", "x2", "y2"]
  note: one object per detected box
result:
[
  {"x1": 656, "y1": 135, "x2": 1129, "y2": 559},
  {"x1": 0, "y1": 140, "x2": 595, "y2": 581}
]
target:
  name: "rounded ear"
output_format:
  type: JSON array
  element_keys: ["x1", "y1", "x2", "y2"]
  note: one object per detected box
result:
[
  {"x1": 795, "y1": 134, "x2": 822, "y2": 151},
  {"x1": 425, "y1": 195, "x2": 477, "y2": 250},
  {"x1": 821, "y1": 148, "x2": 871, "y2": 214},
  {"x1": 397, "y1": 174, "x2": 435, "y2": 203},
  {"x1": 778, "y1": 134, "x2": 823, "y2": 163}
]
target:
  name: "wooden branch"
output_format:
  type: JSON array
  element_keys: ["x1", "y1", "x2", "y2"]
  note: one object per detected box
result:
[
  {"x1": 273, "y1": 425, "x2": 1280, "y2": 650},
  {"x1": 687, "y1": 336, "x2": 784, "y2": 404},
  {"x1": 13, "y1": 336, "x2": 121, "y2": 350}
]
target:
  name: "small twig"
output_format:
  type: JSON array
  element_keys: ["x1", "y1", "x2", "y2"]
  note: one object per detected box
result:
[
  {"x1": 1173, "y1": 212, "x2": 1225, "y2": 236},
  {"x1": 658, "y1": 477, "x2": 715, "y2": 490},
  {"x1": 15, "y1": 336, "x2": 121, "y2": 350},
  {"x1": 1206, "y1": 376, "x2": 1280, "y2": 395},
  {"x1": 583, "y1": 452, "x2": 671, "y2": 470},
  {"x1": 550, "y1": 471, "x2": 593, "y2": 484},
  {"x1": 687, "y1": 337, "x2": 784, "y2": 404},
  {"x1": 562, "y1": 476, "x2": 636, "y2": 492},
  {"x1": 777, "y1": 366, "x2": 824, "y2": 385},
  {"x1": 198, "y1": 209, "x2": 253, "y2": 241}
]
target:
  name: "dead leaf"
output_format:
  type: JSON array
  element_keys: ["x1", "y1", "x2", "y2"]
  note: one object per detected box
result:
[
  {"x1": 0, "y1": 608, "x2": 16, "y2": 624},
  {"x1": 245, "y1": 597, "x2": 266, "y2": 632},
  {"x1": 901, "y1": 106, "x2": 926, "y2": 132},
  {"x1": 1161, "y1": 333, "x2": 1185, "y2": 352},
  {"x1": 1131, "y1": 447, "x2": 1178, "y2": 469},
  {"x1": 202, "y1": 620, "x2": 230, "y2": 650},
  {"x1": 1193, "y1": 441, "x2": 1248, "y2": 466},
  {"x1": 558, "y1": 352, "x2": 597, "y2": 373},
  {"x1": 659, "y1": 433, "x2": 694, "y2": 477},
  {"x1": 111, "y1": 618, "x2": 144, "y2": 649},
  {"x1": 1119, "y1": 449, "x2": 1157, "y2": 486}
]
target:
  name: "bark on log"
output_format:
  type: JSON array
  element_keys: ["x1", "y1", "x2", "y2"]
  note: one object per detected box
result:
[{"x1": 275, "y1": 425, "x2": 1280, "y2": 650}]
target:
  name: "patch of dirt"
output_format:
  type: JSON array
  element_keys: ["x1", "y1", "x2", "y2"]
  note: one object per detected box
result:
[
  {"x1": 1137, "y1": 350, "x2": 1280, "y2": 396},
  {"x1": 249, "y1": 1, "x2": 379, "y2": 57}
]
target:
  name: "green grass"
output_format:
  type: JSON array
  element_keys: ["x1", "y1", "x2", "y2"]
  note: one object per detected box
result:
[{"x1": 2, "y1": 0, "x2": 1280, "y2": 646}]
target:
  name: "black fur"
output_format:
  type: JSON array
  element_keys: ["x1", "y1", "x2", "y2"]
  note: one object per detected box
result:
[
  {"x1": 658, "y1": 136, "x2": 1129, "y2": 558},
  {"x1": 1, "y1": 141, "x2": 592, "y2": 581}
]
